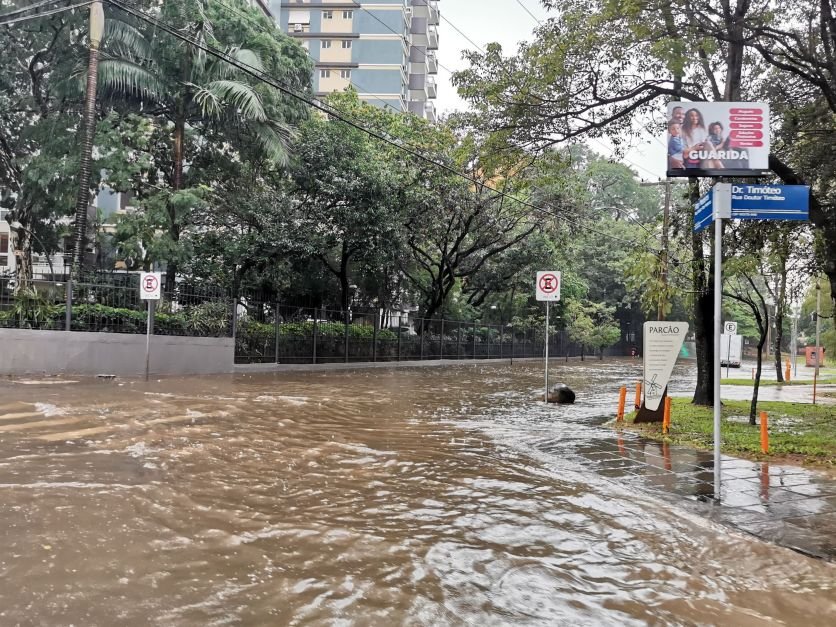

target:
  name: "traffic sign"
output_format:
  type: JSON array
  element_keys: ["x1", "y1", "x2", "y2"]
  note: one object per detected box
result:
[
  {"x1": 140, "y1": 272, "x2": 162, "y2": 300},
  {"x1": 535, "y1": 271, "x2": 561, "y2": 301},
  {"x1": 694, "y1": 184, "x2": 810, "y2": 232},
  {"x1": 724, "y1": 321, "x2": 738, "y2": 334},
  {"x1": 730, "y1": 184, "x2": 809, "y2": 220}
]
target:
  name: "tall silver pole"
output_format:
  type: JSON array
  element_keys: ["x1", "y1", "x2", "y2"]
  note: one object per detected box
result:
[
  {"x1": 713, "y1": 216, "x2": 723, "y2": 498},
  {"x1": 814, "y1": 281, "x2": 822, "y2": 403},
  {"x1": 145, "y1": 300, "x2": 153, "y2": 381},
  {"x1": 544, "y1": 300, "x2": 550, "y2": 403}
]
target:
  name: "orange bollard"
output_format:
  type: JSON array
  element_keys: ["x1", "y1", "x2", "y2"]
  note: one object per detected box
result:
[
  {"x1": 634, "y1": 381, "x2": 642, "y2": 410},
  {"x1": 617, "y1": 386, "x2": 627, "y2": 421},
  {"x1": 785, "y1": 358, "x2": 791, "y2": 382},
  {"x1": 760, "y1": 411, "x2": 769, "y2": 454},
  {"x1": 663, "y1": 397, "x2": 672, "y2": 434}
]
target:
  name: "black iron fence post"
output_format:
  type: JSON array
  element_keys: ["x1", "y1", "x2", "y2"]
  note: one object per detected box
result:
[
  {"x1": 397, "y1": 323, "x2": 402, "y2": 361},
  {"x1": 499, "y1": 321, "x2": 504, "y2": 359},
  {"x1": 312, "y1": 313, "x2": 318, "y2": 364},
  {"x1": 65, "y1": 277, "x2": 72, "y2": 331},
  {"x1": 510, "y1": 325, "x2": 514, "y2": 364},
  {"x1": 274, "y1": 300, "x2": 280, "y2": 364},
  {"x1": 440, "y1": 317, "x2": 444, "y2": 360},
  {"x1": 457, "y1": 322, "x2": 461, "y2": 359},
  {"x1": 472, "y1": 322, "x2": 477, "y2": 359},
  {"x1": 344, "y1": 309, "x2": 349, "y2": 364},
  {"x1": 372, "y1": 312, "x2": 378, "y2": 362},
  {"x1": 420, "y1": 318, "x2": 425, "y2": 360}
]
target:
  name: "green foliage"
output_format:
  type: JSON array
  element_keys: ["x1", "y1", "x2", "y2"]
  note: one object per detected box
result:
[{"x1": 625, "y1": 398, "x2": 836, "y2": 465}]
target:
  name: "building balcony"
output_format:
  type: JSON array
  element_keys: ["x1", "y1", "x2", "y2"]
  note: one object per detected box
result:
[
  {"x1": 427, "y1": 25, "x2": 438, "y2": 50},
  {"x1": 426, "y1": 76, "x2": 437, "y2": 99},
  {"x1": 428, "y1": 1, "x2": 439, "y2": 25},
  {"x1": 426, "y1": 51, "x2": 438, "y2": 74},
  {"x1": 424, "y1": 101, "x2": 437, "y2": 123}
]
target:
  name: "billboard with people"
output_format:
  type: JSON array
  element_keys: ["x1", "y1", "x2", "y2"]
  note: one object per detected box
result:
[{"x1": 666, "y1": 102, "x2": 771, "y2": 177}]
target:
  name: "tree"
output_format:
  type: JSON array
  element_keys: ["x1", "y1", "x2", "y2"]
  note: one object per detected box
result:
[{"x1": 96, "y1": 0, "x2": 312, "y2": 288}]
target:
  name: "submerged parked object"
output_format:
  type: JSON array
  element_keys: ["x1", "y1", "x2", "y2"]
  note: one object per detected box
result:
[{"x1": 545, "y1": 384, "x2": 576, "y2": 404}]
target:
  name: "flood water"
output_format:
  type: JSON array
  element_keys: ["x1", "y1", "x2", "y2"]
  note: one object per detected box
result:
[{"x1": 0, "y1": 360, "x2": 834, "y2": 625}]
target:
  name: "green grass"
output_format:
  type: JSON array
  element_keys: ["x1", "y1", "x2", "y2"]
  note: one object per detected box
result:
[
  {"x1": 621, "y1": 399, "x2": 836, "y2": 466},
  {"x1": 722, "y1": 376, "x2": 836, "y2": 386}
]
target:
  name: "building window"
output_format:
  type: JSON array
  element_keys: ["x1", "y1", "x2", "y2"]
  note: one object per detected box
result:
[
  {"x1": 320, "y1": 69, "x2": 331, "y2": 78},
  {"x1": 341, "y1": 40, "x2": 352, "y2": 49},
  {"x1": 340, "y1": 69, "x2": 351, "y2": 79},
  {"x1": 322, "y1": 10, "x2": 333, "y2": 19},
  {"x1": 342, "y1": 10, "x2": 353, "y2": 19},
  {"x1": 321, "y1": 40, "x2": 331, "y2": 49}
]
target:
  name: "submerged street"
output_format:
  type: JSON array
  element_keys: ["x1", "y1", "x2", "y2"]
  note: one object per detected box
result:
[{"x1": 0, "y1": 361, "x2": 834, "y2": 624}]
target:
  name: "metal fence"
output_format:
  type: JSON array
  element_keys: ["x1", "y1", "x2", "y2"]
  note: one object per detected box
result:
[
  {"x1": 1, "y1": 273, "x2": 637, "y2": 364},
  {"x1": 233, "y1": 302, "x2": 595, "y2": 365},
  {"x1": 0, "y1": 274, "x2": 232, "y2": 337}
]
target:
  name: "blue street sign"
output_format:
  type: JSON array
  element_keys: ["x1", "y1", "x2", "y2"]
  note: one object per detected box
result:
[
  {"x1": 694, "y1": 191, "x2": 713, "y2": 233},
  {"x1": 693, "y1": 184, "x2": 810, "y2": 232},
  {"x1": 730, "y1": 184, "x2": 810, "y2": 220}
]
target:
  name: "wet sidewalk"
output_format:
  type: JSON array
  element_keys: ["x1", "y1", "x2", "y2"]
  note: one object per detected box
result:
[{"x1": 573, "y1": 430, "x2": 836, "y2": 560}]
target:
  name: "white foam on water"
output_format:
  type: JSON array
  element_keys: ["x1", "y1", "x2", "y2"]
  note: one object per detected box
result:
[
  {"x1": 255, "y1": 395, "x2": 309, "y2": 405},
  {"x1": 34, "y1": 403, "x2": 65, "y2": 417}
]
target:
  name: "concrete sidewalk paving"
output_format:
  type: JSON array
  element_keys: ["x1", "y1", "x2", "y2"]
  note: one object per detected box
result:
[{"x1": 573, "y1": 428, "x2": 836, "y2": 560}]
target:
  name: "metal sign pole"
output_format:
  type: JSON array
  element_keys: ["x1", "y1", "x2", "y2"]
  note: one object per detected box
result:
[
  {"x1": 814, "y1": 281, "x2": 822, "y2": 404},
  {"x1": 544, "y1": 300, "x2": 550, "y2": 403},
  {"x1": 145, "y1": 299, "x2": 153, "y2": 381},
  {"x1": 713, "y1": 216, "x2": 723, "y2": 498}
]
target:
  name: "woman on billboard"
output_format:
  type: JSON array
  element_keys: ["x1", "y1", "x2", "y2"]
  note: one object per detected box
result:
[{"x1": 681, "y1": 108, "x2": 724, "y2": 170}]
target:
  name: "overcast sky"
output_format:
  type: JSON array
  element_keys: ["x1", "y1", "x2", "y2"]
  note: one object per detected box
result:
[{"x1": 436, "y1": 0, "x2": 667, "y2": 180}]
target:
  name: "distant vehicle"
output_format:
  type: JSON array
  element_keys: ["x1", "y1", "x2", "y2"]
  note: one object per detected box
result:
[{"x1": 720, "y1": 333, "x2": 742, "y2": 367}]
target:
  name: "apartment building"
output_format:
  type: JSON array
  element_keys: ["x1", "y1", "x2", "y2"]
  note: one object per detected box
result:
[{"x1": 271, "y1": 1, "x2": 439, "y2": 121}]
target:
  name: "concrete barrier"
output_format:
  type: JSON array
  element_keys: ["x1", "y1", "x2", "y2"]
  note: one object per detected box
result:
[{"x1": 0, "y1": 329, "x2": 234, "y2": 376}]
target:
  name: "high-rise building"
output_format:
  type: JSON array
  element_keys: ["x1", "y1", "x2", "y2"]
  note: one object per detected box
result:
[{"x1": 270, "y1": 1, "x2": 439, "y2": 122}]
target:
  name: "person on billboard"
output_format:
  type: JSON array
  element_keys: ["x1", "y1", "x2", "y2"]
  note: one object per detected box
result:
[
  {"x1": 682, "y1": 108, "x2": 723, "y2": 170},
  {"x1": 667, "y1": 121, "x2": 685, "y2": 169},
  {"x1": 682, "y1": 108, "x2": 709, "y2": 169},
  {"x1": 669, "y1": 106, "x2": 685, "y2": 126}
]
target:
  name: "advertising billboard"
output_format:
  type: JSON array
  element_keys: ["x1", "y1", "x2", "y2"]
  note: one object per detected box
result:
[{"x1": 666, "y1": 102, "x2": 770, "y2": 177}]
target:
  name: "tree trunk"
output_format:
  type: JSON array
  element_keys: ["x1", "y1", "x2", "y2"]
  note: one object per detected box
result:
[
  {"x1": 12, "y1": 224, "x2": 32, "y2": 294},
  {"x1": 751, "y1": 333, "x2": 767, "y2": 425},
  {"x1": 71, "y1": 39, "x2": 101, "y2": 277}
]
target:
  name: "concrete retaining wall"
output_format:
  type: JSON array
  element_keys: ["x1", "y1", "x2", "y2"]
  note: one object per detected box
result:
[{"x1": 0, "y1": 329, "x2": 234, "y2": 376}]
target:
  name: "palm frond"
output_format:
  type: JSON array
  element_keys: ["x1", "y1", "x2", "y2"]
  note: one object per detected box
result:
[
  {"x1": 103, "y1": 19, "x2": 153, "y2": 60},
  {"x1": 211, "y1": 47, "x2": 264, "y2": 80},
  {"x1": 202, "y1": 80, "x2": 267, "y2": 121},
  {"x1": 190, "y1": 83, "x2": 223, "y2": 120},
  {"x1": 97, "y1": 58, "x2": 166, "y2": 102},
  {"x1": 250, "y1": 120, "x2": 293, "y2": 166}
]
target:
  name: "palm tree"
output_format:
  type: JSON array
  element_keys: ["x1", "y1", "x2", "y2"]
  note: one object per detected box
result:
[{"x1": 83, "y1": 0, "x2": 296, "y2": 287}]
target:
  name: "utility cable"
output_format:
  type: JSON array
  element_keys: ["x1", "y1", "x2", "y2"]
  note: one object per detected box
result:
[
  {"x1": 514, "y1": 0, "x2": 543, "y2": 26},
  {"x1": 0, "y1": 0, "x2": 90, "y2": 25}
]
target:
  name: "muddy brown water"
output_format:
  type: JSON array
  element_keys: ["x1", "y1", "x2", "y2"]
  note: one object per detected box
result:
[{"x1": 0, "y1": 360, "x2": 834, "y2": 625}]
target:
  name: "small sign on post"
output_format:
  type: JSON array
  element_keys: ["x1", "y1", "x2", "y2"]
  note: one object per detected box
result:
[
  {"x1": 643, "y1": 322, "x2": 689, "y2": 411},
  {"x1": 139, "y1": 272, "x2": 162, "y2": 380},
  {"x1": 140, "y1": 272, "x2": 162, "y2": 300},
  {"x1": 536, "y1": 271, "x2": 561, "y2": 404},
  {"x1": 723, "y1": 321, "x2": 737, "y2": 379}
]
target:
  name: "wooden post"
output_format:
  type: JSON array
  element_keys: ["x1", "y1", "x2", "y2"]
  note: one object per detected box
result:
[
  {"x1": 616, "y1": 386, "x2": 627, "y2": 421},
  {"x1": 663, "y1": 397, "x2": 672, "y2": 434},
  {"x1": 634, "y1": 381, "x2": 642, "y2": 410}
]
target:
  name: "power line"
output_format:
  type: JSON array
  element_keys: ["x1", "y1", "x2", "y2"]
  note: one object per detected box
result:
[
  {"x1": 0, "y1": 0, "x2": 72, "y2": 19},
  {"x1": 514, "y1": 0, "x2": 543, "y2": 26},
  {"x1": 0, "y1": 0, "x2": 90, "y2": 25}
]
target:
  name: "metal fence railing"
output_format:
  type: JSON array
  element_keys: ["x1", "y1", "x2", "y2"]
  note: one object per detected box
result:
[
  {"x1": 0, "y1": 274, "x2": 232, "y2": 337},
  {"x1": 232, "y1": 301, "x2": 609, "y2": 365},
  {"x1": 1, "y1": 273, "x2": 639, "y2": 364}
]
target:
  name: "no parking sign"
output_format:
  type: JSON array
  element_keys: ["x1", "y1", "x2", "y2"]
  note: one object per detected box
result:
[
  {"x1": 535, "y1": 271, "x2": 561, "y2": 302},
  {"x1": 140, "y1": 272, "x2": 162, "y2": 300}
]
